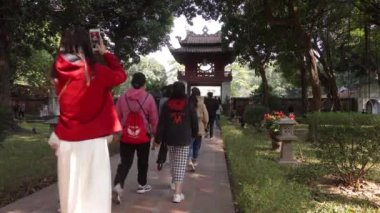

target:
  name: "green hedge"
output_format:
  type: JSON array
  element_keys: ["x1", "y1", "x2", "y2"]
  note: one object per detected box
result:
[
  {"x1": 305, "y1": 112, "x2": 380, "y2": 142},
  {"x1": 306, "y1": 112, "x2": 380, "y2": 187},
  {"x1": 243, "y1": 105, "x2": 269, "y2": 131}
]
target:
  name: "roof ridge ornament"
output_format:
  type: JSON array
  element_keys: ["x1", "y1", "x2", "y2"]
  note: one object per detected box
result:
[
  {"x1": 175, "y1": 36, "x2": 182, "y2": 43},
  {"x1": 202, "y1": 26, "x2": 209, "y2": 35}
]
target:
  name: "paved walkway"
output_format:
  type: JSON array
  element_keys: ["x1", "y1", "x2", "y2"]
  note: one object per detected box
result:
[{"x1": 0, "y1": 128, "x2": 234, "y2": 213}]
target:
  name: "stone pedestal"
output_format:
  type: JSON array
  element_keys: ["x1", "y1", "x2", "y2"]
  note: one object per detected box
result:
[
  {"x1": 278, "y1": 140, "x2": 298, "y2": 164},
  {"x1": 276, "y1": 117, "x2": 299, "y2": 165}
]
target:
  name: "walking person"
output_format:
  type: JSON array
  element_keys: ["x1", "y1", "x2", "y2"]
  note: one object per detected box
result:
[
  {"x1": 112, "y1": 72, "x2": 159, "y2": 204},
  {"x1": 47, "y1": 26, "x2": 127, "y2": 213},
  {"x1": 156, "y1": 84, "x2": 173, "y2": 170},
  {"x1": 18, "y1": 102, "x2": 25, "y2": 119},
  {"x1": 215, "y1": 98, "x2": 223, "y2": 129},
  {"x1": 155, "y1": 81, "x2": 198, "y2": 203},
  {"x1": 188, "y1": 87, "x2": 208, "y2": 172},
  {"x1": 12, "y1": 101, "x2": 19, "y2": 119},
  {"x1": 204, "y1": 92, "x2": 219, "y2": 138}
]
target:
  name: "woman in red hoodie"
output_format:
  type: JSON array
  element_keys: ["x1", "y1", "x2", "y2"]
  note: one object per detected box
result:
[{"x1": 48, "y1": 26, "x2": 126, "y2": 213}]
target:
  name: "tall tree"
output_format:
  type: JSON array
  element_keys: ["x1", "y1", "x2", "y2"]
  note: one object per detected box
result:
[
  {"x1": 0, "y1": 0, "x2": 54, "y2": 109},
  {"x1": 49, "y1": 0, "x2": 184, "y2": 63},
  {"x1": 116, "y1": 57, "x2": 168, "y2": 94},
  {"x1": 1, "y1": 0, "x2": 186, "y2": 113},
  {"x1": 221, "y1": 0, "x2": 281, "y2": 106}
]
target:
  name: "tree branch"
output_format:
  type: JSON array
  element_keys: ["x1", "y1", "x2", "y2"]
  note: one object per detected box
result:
[{"x1": 263, "y1": 0, "x2": 292, "y2": 26}]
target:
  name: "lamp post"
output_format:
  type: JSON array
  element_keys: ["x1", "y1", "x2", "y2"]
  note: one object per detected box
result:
[{"x1": 276, "y1": 117, "x2": 299, "y2": 164}]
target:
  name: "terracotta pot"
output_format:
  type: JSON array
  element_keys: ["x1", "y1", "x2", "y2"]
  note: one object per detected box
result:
[{"x1": 268, "y1": 130, "x2": 282, "y2": 152}]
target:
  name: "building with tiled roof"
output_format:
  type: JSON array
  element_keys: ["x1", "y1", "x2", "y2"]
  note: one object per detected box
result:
[{"x1": 169, "y1": 27, "x2": 236, "y2": 102}]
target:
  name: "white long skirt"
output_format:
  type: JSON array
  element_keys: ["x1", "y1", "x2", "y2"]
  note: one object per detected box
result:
[{"x1": 56, "y1": 136, "x2": 111, "y2": 213}]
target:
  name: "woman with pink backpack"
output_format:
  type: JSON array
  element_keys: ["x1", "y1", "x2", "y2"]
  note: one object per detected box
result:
[{"x1": 112, "y1": 72, "x2": 159, "y2": 204}]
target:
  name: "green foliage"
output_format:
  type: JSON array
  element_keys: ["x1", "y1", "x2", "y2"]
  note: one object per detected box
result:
[
  {"x1": 227, "y1": 63, "x2": 260, "y2": 97},
  {"x1": 222, "y1": 119, "x2": 313, "y2": 212},
  {"x1": 14, "y1": 49, "x2": 53, "y2": 89},
  {"x1": 115, "y1": 57, "x2": 167, "y2": 95},
  {"x1": 306, "y1": 112, "x2": 380, "y2": 142},
  {"x1": 0, "y1": 122, "x2": 55, "y2": 206},
  {"x1": 318, "y1": 125, "x2": 380, "y2": 188},
  {"x1": 305, "y1": 112, "x2": 380, "y2": 187},
  {"x1": 71, "y1": 0, "x2": 183, "y2": 63},
  {"x1": 252, "y1": 87, "x2": 283, "y2": 111},
  {"x1": 243, "y1": 105, "x2": 269, "y2": 131},
  {"x1": 222, "y1": 117, "x2": 380, "y2": 212}
]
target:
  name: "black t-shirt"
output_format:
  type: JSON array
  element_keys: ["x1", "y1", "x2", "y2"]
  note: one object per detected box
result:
[{"x1": 204, "y1": 97, "x2": 219, "y2": 117}]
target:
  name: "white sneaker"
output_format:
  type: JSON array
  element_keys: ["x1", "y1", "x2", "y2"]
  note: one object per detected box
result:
[
  {"x1": 188, "y1": 161, "x2": 195, "y2": 172},
  {"x1": 112, "y1": 184, "x2": 123, "y2": 204},
  {"x1": 170, "y1": 182, "x2": 175, "y2": 191},
  {"x1": 192, "y1": 159, "x2": 198, "y2": 166},
  {"x1": 136, "y1": 184, "x2": 152, "y2": 194},
  {"x1": 172, "y1": 193, "x2": 185, "y2": 203}
]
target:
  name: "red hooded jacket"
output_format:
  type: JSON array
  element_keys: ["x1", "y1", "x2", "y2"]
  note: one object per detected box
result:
[{"x1": 54, "y1": 52, "x2": 127, "y2": 141}]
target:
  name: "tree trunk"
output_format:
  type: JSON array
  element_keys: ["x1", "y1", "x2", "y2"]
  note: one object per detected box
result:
[
  {"x1": 290, "y1": 0, "x2": 321, "y2": 111},
  {"x1": 258, "y1": 63, "x2": 269, "y2": 107},
  {"x1": 305, "y1": 34, "x2": 322, "y2": 111},
  {"x1": 327, "y1": 72, "x2": 341, "y2": 111},
  {"x1": 324, "y1": 32, "x2": 342, "y2": 111},
  {"x1": 0, "y1": 32, "x2": 11, "y2": 109},
  {"x1": 298, "y1": 54, "x2": 308, "y2": 114},
  {"x1": 264, "y1": 0, "x2": 322, "y2": 111}
]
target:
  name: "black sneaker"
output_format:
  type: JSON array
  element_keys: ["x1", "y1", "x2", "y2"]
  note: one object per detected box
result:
[{"x1": 157, "y1": 163, "x2": 163, "y2": 171}]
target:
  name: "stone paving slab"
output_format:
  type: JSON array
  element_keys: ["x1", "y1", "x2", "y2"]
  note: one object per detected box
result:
[{"x1": 0, "y1": 129, "x2": 234, "y2": 213}]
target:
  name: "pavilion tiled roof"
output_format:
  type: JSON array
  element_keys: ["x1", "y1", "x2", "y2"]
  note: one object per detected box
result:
[
  {"x1": 179, "y1": 31, "x2": 222, "y2": 45},
  {"x1": 170, "y1": 46, "x2": 233, "y2": 53},
  {"x1": 169, "y1": 28, "x2": 235, "y2": 64}
]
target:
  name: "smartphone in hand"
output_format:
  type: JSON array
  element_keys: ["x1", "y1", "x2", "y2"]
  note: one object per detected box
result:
[{"x1": 89, "y1": 29, "x2": 101, "y2": 51}]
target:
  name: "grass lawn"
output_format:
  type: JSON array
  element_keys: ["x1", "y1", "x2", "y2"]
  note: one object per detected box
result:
[
  {"x1": 0, "y1": 121, "x2": 55, "y2": 207},
  {"x1": 0, "y1": 120, "x2": 120, "y2": 207},
  {"x1": 221, "y1": 118, "x2": 380, "y2": 213}
]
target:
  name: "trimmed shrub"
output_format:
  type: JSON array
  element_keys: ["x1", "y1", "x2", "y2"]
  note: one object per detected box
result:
[
  {"x1": 243, "y1": 105, "x2": 269, "y2": 131},
  {"x1": 305, "y1": 112, "x2": 380, "y2": 142},
  {"x1": 306, "y1": 112, "x2": 380, "y2": 188},
  {"x1": 318, "y1": 125, "x2": 380, "y2": 188}
]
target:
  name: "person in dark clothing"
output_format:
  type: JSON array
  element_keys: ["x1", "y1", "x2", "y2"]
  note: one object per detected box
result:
[
  {"x1": 12, "y1": 101, "x2": 19, "y2": 119},
  {"x1": 204, "y1": 92, "x2": 219, "y2": 138},
  {"x1": 155, "y1": 81, "x2": 198, "y2": 203},
  {"x1": 156, "y1": 84, "x2": 173, "y2": 170}
]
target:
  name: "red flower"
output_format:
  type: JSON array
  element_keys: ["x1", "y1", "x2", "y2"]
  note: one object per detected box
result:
[
  {"x1": 288, "y1": 113, "x2": 295, "y2": 120},
  {"x1": 262, "y1": 111, "x2": 295, "y2": 132}
]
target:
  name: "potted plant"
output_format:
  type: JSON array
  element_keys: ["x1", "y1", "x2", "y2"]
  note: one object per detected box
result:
[{"x1": 263, "y1": 111, "x2": 290, "y2": 151}]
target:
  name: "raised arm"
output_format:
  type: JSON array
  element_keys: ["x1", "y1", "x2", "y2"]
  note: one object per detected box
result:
[{"x1": 98, "y1": 53, "x2": 127, "y2": 87}]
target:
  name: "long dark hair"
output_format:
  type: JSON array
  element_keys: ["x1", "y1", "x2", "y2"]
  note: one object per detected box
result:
[
  {"x1": 170, "y1": 81, "x2": 186, "y2": 99},
  {"x1": 190, "y1": 87, "x2": 200, "y2": 107},
  {"x1": 51, "y1": 26, "x2": 96, "y2": 78}
]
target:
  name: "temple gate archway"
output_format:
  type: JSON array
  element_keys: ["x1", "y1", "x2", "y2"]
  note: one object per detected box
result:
[{"x1": 169, "y1": 27, "x2": 235, "y2": 103}]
